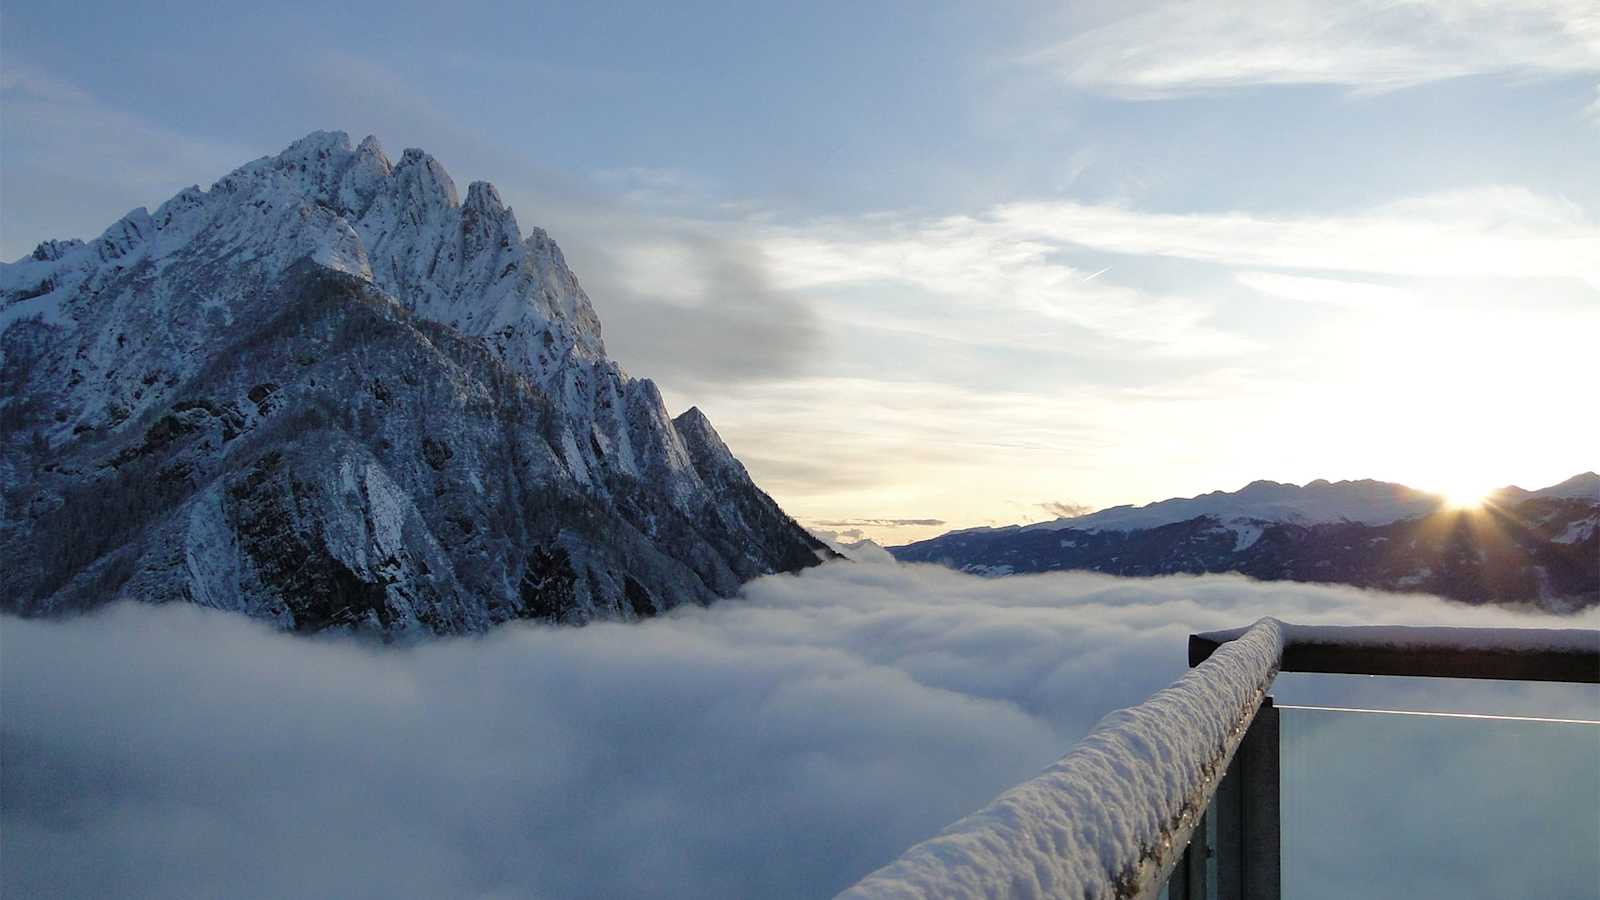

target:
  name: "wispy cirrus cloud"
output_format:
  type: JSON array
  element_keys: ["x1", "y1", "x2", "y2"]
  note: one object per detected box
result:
[
  {"x1": 722, "y1": 184, "x2": 1595, "y2": 373},
  {"x1": 1234, "y1": 271, "x2": 1420, "y2": 311},
  {"x1": 754, "y1": 214, "x2": 1255, "y2": 357},
  {"x1": 991, "y1": 187, "x2": 1600, "y2": 284},
  {"x1": 0, "y1": 60, "x2": 94, "y2": 104},
  {"x1": 1030, "y1": 0, "x2": 1600, "y2": 98}
]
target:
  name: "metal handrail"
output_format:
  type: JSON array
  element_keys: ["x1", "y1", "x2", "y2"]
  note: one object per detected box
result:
[{"x1": 1191, "y1": 622, "x2": 1600, "y2": 683}]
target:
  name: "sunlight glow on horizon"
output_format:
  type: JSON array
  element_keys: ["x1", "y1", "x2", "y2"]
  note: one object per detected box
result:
[{"x1": 1439, "y1": 485, "x2": 1492, "y2": 510}]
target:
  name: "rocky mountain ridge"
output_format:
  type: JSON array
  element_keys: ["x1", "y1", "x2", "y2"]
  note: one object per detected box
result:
[
  {"x1": 893, "y1": 474, "x2": 1600, "y2": 609},
  {"x1": 0, "y1": 131, "x2": 829, "y2": 634}
]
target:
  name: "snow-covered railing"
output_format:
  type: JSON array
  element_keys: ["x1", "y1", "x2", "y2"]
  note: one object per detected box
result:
[
  {"x1": 836, "y1": 618, "x2": 1600, "y2": 900},
  {"x1": 836, "y1": 619, "x2": 1285, "y2": 900}
]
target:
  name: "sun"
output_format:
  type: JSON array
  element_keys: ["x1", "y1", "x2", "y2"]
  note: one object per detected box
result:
[
  {"x1": 1421, "y1": 466, "x2": 1499, "y2": 511},
  {"x1": 1440, "y1": 484, "x2": 1491, "y2": 510}
]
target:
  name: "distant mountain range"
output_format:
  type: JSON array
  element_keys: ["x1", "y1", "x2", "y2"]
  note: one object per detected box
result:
[
  {"x1": 891, "y1": 474, "x2": 1600, "y2": 609},
  {"x1": 0, "y1": 131, "x2": 828, "y2": 635}
]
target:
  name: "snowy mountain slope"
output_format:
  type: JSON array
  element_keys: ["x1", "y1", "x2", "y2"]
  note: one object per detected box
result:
[
  {"x1": 893, "y1": 475, "x2": 1600, "y2": 610},
  {"x1": 1491, "y1": 471, "x2": 1600, "y2": 504},
  {"x1": 0, "y1": 132, "x2": 828, "y2": 634},
  {"x1": 1499, "y1": 473, "x2": 1600, "y2": 548}
]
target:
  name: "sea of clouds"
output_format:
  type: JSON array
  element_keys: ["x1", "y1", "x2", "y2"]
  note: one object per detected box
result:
[{"x1": 3, "y1": 561, "x2": 1596, "y2": 899}]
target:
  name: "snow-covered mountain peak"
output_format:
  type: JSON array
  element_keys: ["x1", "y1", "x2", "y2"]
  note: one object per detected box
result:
[
  {"x1": 674, "y1": 407, "x2": 737, "y2": 450},
  {"x1": 0, "y1": 131, "x2": 828, "y2": 632},
  {"x1": 3, "y1": 131, "x2": 609, "y2": 387},
  {"x1": 673, "y1": 406, "x2": 744, "y2": 476},
  {"x1": 0, "y1": 130, "x2": 664, "y2": 512},
  {"x1": 355, "y1": 133, "x2": 387, "y2": 157},
  {"x1": 464, "y1": 180, "x2": 506, "y2": 213},
  {"x1": 674, "y1": 405, "x2": 716, "y2": 432},
  {"x1": 1493, "y1": 471, "x2": 1600, "y2": 504},
  {"x1": 1529, "y1": 471, "x2": 1599, "y2": 501},
  {"x1": 390, "y1": 145, "x2": 461, "y2": 209},
  {"x1": 280, "y1": 128, "x2": 354, "y2": 159},
  {"x1": 29, "y1": 238, "x2": 84, "y2": 262}
]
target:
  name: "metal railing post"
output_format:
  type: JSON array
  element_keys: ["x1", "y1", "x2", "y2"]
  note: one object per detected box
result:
[
  {"x1": 1214, "y1": 740, "x2": 1242, "y2": 897},
  {"x1": 1214, "y1": 695, "x2": 1279, "y2": 900},
  {"x1": 1239, "y1": 696, "x2": 1280, "y2": 900}
]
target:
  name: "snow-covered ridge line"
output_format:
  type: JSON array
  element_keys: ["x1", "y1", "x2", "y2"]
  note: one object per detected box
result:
[
  {"x1": 836, "y1": 619, "x2": 1284, "y2": 900},
  {"x1": 1497, "y1": 471, "x2": 1600, "y2": 504},
  {"x1": 1019, "y1": 478, "x2": 1446, "y2": 534},
  {"x1": 2, "y1": 129, "x2": 606, "y2": 386},
  {"x1": 957, "y1": 472, "x2": 1600, "y2": 539}
]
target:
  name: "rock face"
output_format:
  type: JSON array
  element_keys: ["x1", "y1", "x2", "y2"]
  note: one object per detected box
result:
[
  {"x1": 893, "y1": 476, "x2": 1600, "y2": 610},
  {"x1": 0, "y1": 131, "x2": 829, "y2": 634}
]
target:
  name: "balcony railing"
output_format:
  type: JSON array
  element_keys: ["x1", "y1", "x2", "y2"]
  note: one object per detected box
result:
[{"x1": 835, "y1": 618, "x2": 1599, "y2": 900}]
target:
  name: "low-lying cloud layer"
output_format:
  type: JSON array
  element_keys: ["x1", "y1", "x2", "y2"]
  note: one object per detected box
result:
[{"x1": 4, "y1": 564, "x2": 1596, "y2": 899}]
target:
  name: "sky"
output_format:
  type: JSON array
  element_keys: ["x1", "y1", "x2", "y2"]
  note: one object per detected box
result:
[
  {"x1": 5, "y1": 566, "x2": 1597, "y2": 899},
  {"x1": 3, "y1": 0, "x2": 1598, "y2": 543}
]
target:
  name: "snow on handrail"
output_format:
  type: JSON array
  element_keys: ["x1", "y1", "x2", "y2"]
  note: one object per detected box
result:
[
  {"x1": 1191, "y1": 622, "x2": 1600, "y2": 684},
  {"x1": 836, "y1": 618, "x2": 1284, "y2": 900},
  {"x1": 839, "y1": 619, "x2": 1599, "y2": 900}
]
